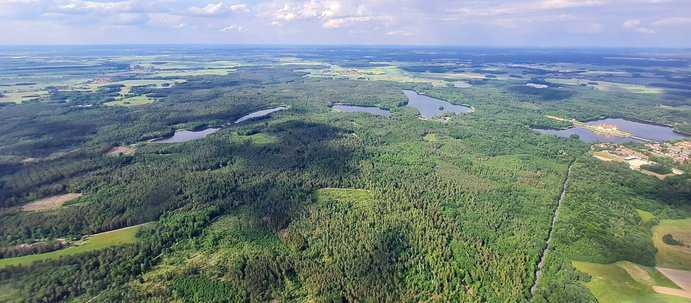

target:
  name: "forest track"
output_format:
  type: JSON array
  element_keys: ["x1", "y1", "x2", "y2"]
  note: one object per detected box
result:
[{"x1": 529, "y1": 161, "x2": 575, "y2": 297}]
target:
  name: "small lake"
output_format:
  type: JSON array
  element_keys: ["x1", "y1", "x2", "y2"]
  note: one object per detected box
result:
[
  {"x1": 332, "y1": 104, "x2": 392, "y2": 117},
  {"x1": 156, "y1": 128, "x2": 220, "y2": 143},
  {"x1": 234, "y1": 107, "x2": 287, "y2": 124},
  {"x1": 533, "y1": 118, "x2": 687, "y2": 143},
  {"x1": 403, "y1": 90, "x2": 473, "y2": 119}
]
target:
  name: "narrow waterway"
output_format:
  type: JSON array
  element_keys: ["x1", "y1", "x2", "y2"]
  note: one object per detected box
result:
[{"x1": 530, "y1": 161, "x2": 575, "y2": 296}]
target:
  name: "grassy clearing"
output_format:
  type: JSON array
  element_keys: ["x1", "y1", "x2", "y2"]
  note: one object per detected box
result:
[
  {"x1": 231, "y1": 132, "x2": 278, "y2": 145},
  {"x1": 104, "y1": 95, "x2": 154, "y2": 107},
  {"x1": 653, "y1": 219, "x2": 691, "y2": 270},
  {"x1": 636, "y1": 209, "x2": 656, "y2": 224},
  {"x1": 21, "y1": 193, "x2": 83, "y2": 212},
  {"x1": 106, "y1": 145, "x2": 136, "y2": 156},
  {"x1": 573, "y1": 261, "x2": 690, "y2": 303},
  {"x1": 0, "y1": 224, "x2": 146, "y2": 268}
]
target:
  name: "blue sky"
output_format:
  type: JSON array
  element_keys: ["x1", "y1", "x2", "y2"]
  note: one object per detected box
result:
[{"x1": 1, "y1": 0, "x2": 690, "y2": 46}]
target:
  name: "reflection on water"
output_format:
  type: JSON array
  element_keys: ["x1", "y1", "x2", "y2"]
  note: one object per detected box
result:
[
  {"x1": 533, "y1": 118, "x2": 686, "y2": 143},
  {"x1": 332, "y1": 104, "x2": 391, "y2": 117},
  {"x1": 156, "y1": 128, "x2": 220, "y2": 143},
  {"x1": 403, "y1": 90, "x2": 472, "y2": 119},
  {"x1": 235, "y1": 107, "x2": 287, "y2": 124}
]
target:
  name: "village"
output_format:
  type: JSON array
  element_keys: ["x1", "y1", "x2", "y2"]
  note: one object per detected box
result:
[{"x1": 592, "y1": 140, "x2": 690, "y2": 180}]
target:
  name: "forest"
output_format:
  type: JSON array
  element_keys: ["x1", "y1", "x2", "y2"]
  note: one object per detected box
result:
[{"x1": 0, "y1": 46, "x2": 690, "y2": 302}]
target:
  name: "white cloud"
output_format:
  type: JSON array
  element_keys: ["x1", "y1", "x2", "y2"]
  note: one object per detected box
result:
[
  {"x1": 623, "y1": 19, "x2": 655, "y2": 34},
  {"x1": 262, "y1": 0, "x2": 393, "y2": 29},
  {"x1": 448, "y1": 0, "x2": 605, "y2": 18},
  {"x1": 56, "y1": 0, "x2": 139, "y2": 14},
  {"x1": 189, "y1": 2, "x2": 249, "y2": 16},
  {"x1": 385, "y1": 30, "x2": 413, "y2": 36},
  {"x1": 220, "y1": 24, "x2": 246, "y2": 32}
]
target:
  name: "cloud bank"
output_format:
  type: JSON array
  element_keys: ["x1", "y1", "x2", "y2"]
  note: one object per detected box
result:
[{"x1": 1, "y1": 0, "x2": 690, "y2": 46}]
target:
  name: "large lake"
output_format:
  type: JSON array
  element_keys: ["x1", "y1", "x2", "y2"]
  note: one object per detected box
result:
[
  {"x1": 332, "y1": 104, "x2": 392, "y2": 117},
  {"x1": 533, "y1": 118, "x2": 687, "y2": 143},
  {"x1": 156, "y1": 128, "x2": 220, "y2": 143},
  {"x1": 403, "y1": 90, "x2": 472, "y2": 119},
  {"x1": 235, "y1": 107, "x2": 287, "y2": 124}
]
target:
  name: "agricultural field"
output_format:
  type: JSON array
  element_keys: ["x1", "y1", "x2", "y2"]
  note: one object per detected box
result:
[{"x1": 572, "y1": 261, "x2": 689, "y2": 303}]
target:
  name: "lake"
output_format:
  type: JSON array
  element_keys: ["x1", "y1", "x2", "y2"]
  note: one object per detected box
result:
[
  {"x1": 235, "y1": 106, "x2": 287, "y2": 124},
  {"x1": 533, "y1": 118, "x2": 687, "y2": 143},
  {"x1": 332, "y1": 104, "x2": 391, "y2": 117},
  {"x1": 156, "y1": 128, "x2": 220, "y2": 143},
  {"x1": 403, "y1": 90, "x2": 472, "y2": 119}
]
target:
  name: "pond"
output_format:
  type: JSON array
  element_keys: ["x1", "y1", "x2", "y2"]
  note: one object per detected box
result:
[
  {"x1": 403, "y1": 90, "x2": 472, "y2": 119},
  {"x1": 234, "y1": 106, "x2": 288, "y2": 124},
  {"x1": 156, "y1": 128, "x2": 220, "y2": 143},
  {"x1": 533, "y1": 118, "x2": 687, "y2": 143},
  {"x1": 332, "y1": 104, "x2": 391, "y2": 117}
]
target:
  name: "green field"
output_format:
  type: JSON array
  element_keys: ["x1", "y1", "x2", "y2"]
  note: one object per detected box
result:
[
  {"x1": 573, "y1": 261, "x2": 690, "y2": 303},
  {"x1": 0, "y1": 224, "x2": 146, "y2": 268},
  {"x1": 637, "y1": 209, "x2": 656, "y2": 224}
]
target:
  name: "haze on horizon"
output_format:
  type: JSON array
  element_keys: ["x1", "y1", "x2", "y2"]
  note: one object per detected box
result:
[{"x1": 1, "y1": 0, "x2": 691, "y2": 47}]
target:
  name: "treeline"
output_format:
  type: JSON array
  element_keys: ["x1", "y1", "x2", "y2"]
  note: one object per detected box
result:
[{"x1": 0, "y1": 205, "x2": 221, "y2": 303}]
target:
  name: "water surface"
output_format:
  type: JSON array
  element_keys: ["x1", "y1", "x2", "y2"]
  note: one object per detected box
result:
[
  {"x1": 156, "y1": 128, "x2": 220, "y2": 143},
  {"x1": 533, "y1": 118, "x2": 686, "y2": 143},
  {"x1": 332, "y1": 104, "x2": 391, "y2": 117},
  {"x1": 234, "y1": 106, "x2": 287, "y2": 124},
  {"x1": 403, "y1": 90, "x2": 472, "y2": 119}
]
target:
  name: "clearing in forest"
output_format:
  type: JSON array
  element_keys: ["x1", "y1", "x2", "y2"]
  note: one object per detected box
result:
[
  {"x1": 21, "y1": 193, "x2": 83, "y2": 212},
  {"x1": 106, "y1": 145, "x2": 136, "y2": 156},
  {"x1": 0, "y1": 224, "x2": 147, "y2": 268}
]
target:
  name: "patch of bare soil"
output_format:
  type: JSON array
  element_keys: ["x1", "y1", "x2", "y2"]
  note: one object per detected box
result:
[
  {"x1": 656, "y1": 267, "x2": 691, "y2": 299},
  {"x1": 21, "y1": 193, "x2": 83, "y2": 212}
]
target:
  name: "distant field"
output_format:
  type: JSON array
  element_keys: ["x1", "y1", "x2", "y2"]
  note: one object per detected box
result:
[
  {"x1": 305, "y1": 65, "x2": 448, "y2": 87},
  {"x1": 546, "y1": 78, "x2": 663, "y2": 94},
  {"x1": 0, "y1": 224, "x2": 146, "y2": 268},
  {"x1": 0, "y1": 90, "x2": 48, "y2": 103},
  {"x1": 148, "y1": 69, "x2": 234, "y2": 78}
]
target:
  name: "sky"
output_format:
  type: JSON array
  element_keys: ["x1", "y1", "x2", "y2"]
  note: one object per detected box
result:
[{"x1": 1, "y1": 0, "x2": 691, "y2": 47}]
